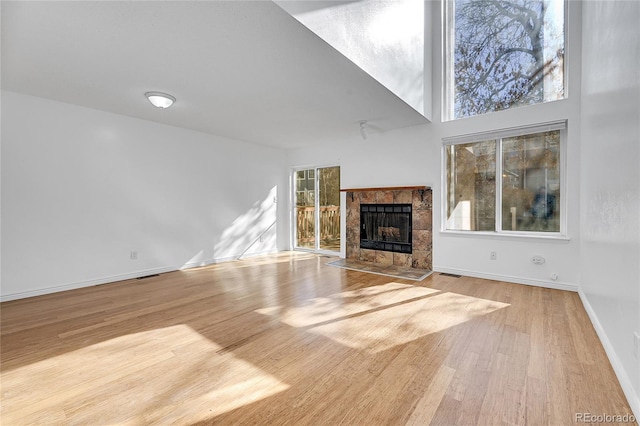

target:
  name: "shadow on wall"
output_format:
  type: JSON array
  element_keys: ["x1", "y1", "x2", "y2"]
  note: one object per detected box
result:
[{"x1": 181, "y1": 186, "x2": 278, "y2": 268}]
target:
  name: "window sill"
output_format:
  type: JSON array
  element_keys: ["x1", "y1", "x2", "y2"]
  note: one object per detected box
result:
[{"x1": 439, "y1": 230, "x2": 571, "y2": 242}]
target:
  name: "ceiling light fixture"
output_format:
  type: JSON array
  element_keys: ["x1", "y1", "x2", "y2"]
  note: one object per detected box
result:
[
  {"x1": 359, "y1": 121, "x2": 368, "y2": 140},
  {"x1": 145, "y1": 91, "x2": 176, "y2": 109}
]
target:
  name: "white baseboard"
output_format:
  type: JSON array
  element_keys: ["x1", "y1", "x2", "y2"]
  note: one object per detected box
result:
[
  {"x1": 179, "y1": 257, "x2": 230, "y2": 269},
  {"x1": 1, "y1": 249, "x2": 280, "y2": 302},
  {"x1": 578, "y1": 290, "x2": 640, "y2": 421},
  {"x1": 434, "y1": 266, "x2": 579, "y2": 292},
  {"x1": 179, "y1": 249, "x2": 279, "y2": 269},
  {"x1": 0, "y1": 265, "x2": 177, "y2": 302}
]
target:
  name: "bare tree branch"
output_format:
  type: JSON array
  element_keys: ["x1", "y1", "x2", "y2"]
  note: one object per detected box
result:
[{"x1": 453, "y1": 0, "x2": 563, "y2": 117}]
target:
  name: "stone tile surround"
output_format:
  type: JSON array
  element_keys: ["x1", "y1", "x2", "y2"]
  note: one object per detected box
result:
[{"x1": 344, "y1": 187, "x2": 432, "y2": 271}]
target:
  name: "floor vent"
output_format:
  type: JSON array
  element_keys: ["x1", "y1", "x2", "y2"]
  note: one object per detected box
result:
[
  {"x1": 136, "y1": 274, "x2": 160, "y2": 280},
  {"x1": 439, "y1": 273, "x2": 462, "y2": 278}
]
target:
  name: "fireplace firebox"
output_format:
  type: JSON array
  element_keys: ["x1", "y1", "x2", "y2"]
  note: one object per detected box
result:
[{"x1": 360, "y1": 204, "x2": 412, "y2": 254}]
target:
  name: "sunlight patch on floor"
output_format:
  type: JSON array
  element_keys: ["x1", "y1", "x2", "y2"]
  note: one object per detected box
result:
[
  {"x1": 1, "y1": 325, "x2": 289, "y2": 425},
  {"x1": 256, "y1": 282, "x2": 440, "y2": 328},
  {"x1": 256, "y1": 282, "x2": 509, "y2": 353}
]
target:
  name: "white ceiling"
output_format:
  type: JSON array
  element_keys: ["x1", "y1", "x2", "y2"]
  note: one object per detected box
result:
[{"x1": 1, "y1": 1, "x2": 429, "y2": 149}]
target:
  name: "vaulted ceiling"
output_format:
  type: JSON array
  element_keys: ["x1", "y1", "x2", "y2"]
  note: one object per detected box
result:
[{"x1": 1, "y1": 1, "x2": 429, "y2": 149}]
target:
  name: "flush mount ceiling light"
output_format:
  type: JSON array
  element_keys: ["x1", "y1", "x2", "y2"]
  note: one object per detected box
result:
[{"x1": 145, "y1": 91, "x2": 176, "y2": 109}]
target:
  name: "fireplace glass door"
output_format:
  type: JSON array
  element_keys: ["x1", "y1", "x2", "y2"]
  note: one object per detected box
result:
[
  {"x1": 360, "y1": 204, "x2": 412, "y2": 253},
  {"x1": 294, "y1": 166, "x2": 340, "y2": 253}
]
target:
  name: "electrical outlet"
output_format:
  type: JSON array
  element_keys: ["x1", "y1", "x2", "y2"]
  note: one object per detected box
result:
[
  {"x1": 532, "y1": 255, "x2": 546, "y2": 265},
  {"x1": 634, "y1": 332, "x2": 640, "y2": 359},
  {"x1": 130, "y1": 251, "x2": 138, "y2": 260},
  {"x1": 490, "y1": 251, "x2": 497, "y2": 260}
]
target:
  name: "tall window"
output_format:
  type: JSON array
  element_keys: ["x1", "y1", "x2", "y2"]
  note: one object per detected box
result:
[
  {"x1": 445, "y1": 0, "x2": 565, "y2": 120},
  {"x1": 444, "y1": 122, "x2": 564, "y2": 234}
]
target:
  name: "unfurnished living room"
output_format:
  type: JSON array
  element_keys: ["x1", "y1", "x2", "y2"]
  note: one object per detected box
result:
[{"x1": 1, "y1": 1, "x2": 638, "y2": 425}]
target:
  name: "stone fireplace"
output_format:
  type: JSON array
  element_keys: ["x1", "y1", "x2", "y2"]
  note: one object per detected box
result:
[{"x1": 344, "y1": 186, "x2": 432, "y2": 271}]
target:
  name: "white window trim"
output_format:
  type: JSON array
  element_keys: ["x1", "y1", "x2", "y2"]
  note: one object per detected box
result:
[
  {"x1": 441, "y1": 121, "x2": 568, "y2": 239},
  {"x1": 441, "y1": 0, "x2": 455, "y2": 122}
]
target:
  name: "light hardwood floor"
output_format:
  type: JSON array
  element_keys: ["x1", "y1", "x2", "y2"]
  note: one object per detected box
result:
[{"x1": 1, "y1": 252, "x2": 635, "y2": 425}]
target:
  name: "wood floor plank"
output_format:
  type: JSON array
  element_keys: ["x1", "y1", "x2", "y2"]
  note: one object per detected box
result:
[{"x1": 0, "y1": 252, "x2": 635, "y2": 425}]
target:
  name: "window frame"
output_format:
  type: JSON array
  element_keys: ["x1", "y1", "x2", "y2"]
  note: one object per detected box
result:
[
  {"x1": 442, "y1": 0, "x2": 569, "y2": 121},
  {"x1": 441, "y1": 121, "x2": 568, "y2": 239},
  {"x1": 292, "y1": 165, "x2": 342, "y2": 254}
]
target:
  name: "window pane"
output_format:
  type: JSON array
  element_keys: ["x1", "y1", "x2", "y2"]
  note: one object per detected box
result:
[
  {"x1": 446, "y1": 141, "x2": 496, "y2": 231},
  {"x1": 296, "y1": 169, "x2": 315, "y2": 248},
  {"x1": 452, "y1": 0, "x2": 564, "y2": 119},
  {"x1": 318, "y1": 166, "x2": 340, "y2": 251},
  {"x1": 501, "y1": 130, "x2": 560, "y2": 232}
]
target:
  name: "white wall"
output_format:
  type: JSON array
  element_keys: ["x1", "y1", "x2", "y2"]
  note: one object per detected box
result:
[
  {"x1": 579, "y1": 0, "x2": 640, "y2": 416},
  {"x1": 276, "y1": 0, "x2": 426, "y2": 117},
  {"x1": 289, "y1": 1, "x2": 582, "y2": 292},
  {"x1": 1, "y1": 91, "x2": 289, "y2": 301}
]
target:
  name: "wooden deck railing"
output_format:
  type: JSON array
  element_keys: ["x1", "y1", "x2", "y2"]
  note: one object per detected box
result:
[{"x1": 296, "y1": 206, "x2": 340, "y2": 244}]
